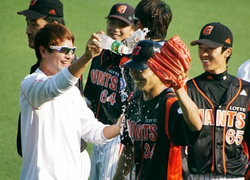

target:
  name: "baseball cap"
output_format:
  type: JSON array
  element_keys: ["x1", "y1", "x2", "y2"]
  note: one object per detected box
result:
[
  {"x1": 17, "y1": 0, "x2": 63, "y2": 19},
  {"x1": 190, "y1": 22, "x2": 233, "y2": 48},
  {"x1": 122, "y1": 40, "x2": 161, "y2": 70},
  {"x1": 106, "y1": 3, "x2": 134, "y2": 25}
]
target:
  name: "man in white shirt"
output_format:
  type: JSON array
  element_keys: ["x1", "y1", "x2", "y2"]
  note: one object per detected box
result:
[{"x1": 19, "y1": 23, "x2": 122, "y2": 180}]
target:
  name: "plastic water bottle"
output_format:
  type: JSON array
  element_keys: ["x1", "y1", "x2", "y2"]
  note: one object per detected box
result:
[
  {"x1": 122, "y1": 28, "x2": 150, "y2": 53},
  {"x1": 97, "y1": 28, "x2": 149, "y2": 54},
  {"x1": 97, "y1": 34, "x2": 130, "y2": 54}
]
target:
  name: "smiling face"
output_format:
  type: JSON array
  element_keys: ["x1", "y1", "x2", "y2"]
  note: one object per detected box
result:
[
  {"x1": 130, "y1": 68, "x2": 159, "y2": 94},
  {"x1": 39, "y1": 39, "x2": 75, "y2": 76},
  {"x1": 130, "y1": 69, "x2": 148, "y2": 91},
  {"x1": 34, "y1": 23, "x2": 75, "y2": 75},
  {"x1": 106, "y1": 18, "x2": 134, "y2": 41},
  {"x1": 129, "y1": 68, "x2": 167, "y2": 101},
  {"x1": 198, "y1": 43, "x2": 232, "y2": 74}
]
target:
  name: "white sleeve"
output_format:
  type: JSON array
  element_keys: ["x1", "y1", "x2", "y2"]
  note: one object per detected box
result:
[
  {"x1": 78, "y1": 99, "x2": 110, "y2": 145},
  {"x1": 20, "y1": 68, "x2": 78, "y2": 109},
  {"x1": 237, "y1": 59, "x2": 250, "y2": 83}
]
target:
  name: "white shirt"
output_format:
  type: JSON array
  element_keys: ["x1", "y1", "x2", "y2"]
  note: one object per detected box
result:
[
  {"x1": 237, "y1": 59, "x2": 250, "y2": 82},
  {"x1": 20, "y1": 68, "x2": 108, "y2": 180}
]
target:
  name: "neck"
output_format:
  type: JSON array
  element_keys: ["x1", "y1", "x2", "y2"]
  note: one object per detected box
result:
[
  {"x1": 143, "y1": 84, "x2": 167, "y2": 101},
  {"x1": 151, "y1": 38, "x2": 163, "y2": 42},
  {"x1": 206, "y1": 65, "x2": 227, "y2": 75}
]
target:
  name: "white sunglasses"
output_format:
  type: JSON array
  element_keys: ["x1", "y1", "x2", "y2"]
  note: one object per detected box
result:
[{"x1": 50, "y1": 46, "x2": 77, "y2": 54}]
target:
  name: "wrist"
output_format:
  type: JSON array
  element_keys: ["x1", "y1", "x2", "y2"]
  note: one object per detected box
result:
[{"x1": 115, "y1": 122, "x2": 122, "y2": 135}]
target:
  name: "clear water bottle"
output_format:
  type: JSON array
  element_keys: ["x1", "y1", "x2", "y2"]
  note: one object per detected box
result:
[
  {"x1": 97, "y1": 28, "x2": 149, "y2": 54},
  {"x1": 122, "y1": 28, "x2": 150, "y2": 53},
  {"x1": 97, "y1": 34, "x2": 130, "y2": 54}
]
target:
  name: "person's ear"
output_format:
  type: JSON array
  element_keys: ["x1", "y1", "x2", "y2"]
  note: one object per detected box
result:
[
  {"x1": 137, "y1": 19, "x2": 143, "y2": 29},
  {"x1": 224, "y1": 47, "x2": 232, "y2": 58},
  {"x1": 52, "y1": 21, "x2": 59, "y2": 25},
  {"x1": 39, "y1": 46, "x2": 47, "y2": 58}
]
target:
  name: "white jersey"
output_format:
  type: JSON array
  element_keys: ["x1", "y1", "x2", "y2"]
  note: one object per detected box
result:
[
  {"x1": 19, "y1": 68, "x2": 109, "y2": 180},
  {"x1": 237, "y1": 59, "x2": 250, "y2": 82}
]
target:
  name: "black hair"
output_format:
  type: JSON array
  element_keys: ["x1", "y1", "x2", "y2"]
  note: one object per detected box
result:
[
  {"x1": 222, "y1": 45, "x2": 232, "y2": 63},
  {"x1": 44, "y1": 16, "x2": 65, "y2": 25},
  {"x1": 135, "y1": 0, "x2": 172, "y2": 40}
]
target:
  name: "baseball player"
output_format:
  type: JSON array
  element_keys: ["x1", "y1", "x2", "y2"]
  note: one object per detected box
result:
[
  {"x1": 148, "y1": 22, "x2": 250, "y2": 179},
  {"x1": 131, "y1": 1, "x2": 192, "y2": 179},
  {"x1": 19, "y1": 23, "x2": 123, "y2": 180},
  {"x1": 113, "y1": 39, "x2": 202, "y2": 180},
  {"x1": 83, "y1": 3, "x2": 135, "y2": 180}
]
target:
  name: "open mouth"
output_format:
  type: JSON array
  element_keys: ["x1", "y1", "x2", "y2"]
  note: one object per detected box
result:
[
  {"x1": 61, "y1": 61, "x2": 71, "y2": 66},
  {"x1": 202, "y1": 59, "x2": 210, "y2": 63},
  {"x1": 111, "y1": 34, "x2": 120, "y2": 40}
]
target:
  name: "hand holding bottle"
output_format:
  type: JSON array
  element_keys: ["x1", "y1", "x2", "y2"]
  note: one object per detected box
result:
[{"x1": 97, "y1": 34, "x2": 130, "y2": 54}]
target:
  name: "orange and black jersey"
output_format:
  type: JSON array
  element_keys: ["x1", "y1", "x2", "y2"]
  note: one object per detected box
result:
[
  {"x1": 121, "y1": 88, "x2": 195, "y2": 180},
  {"x1": 186, "y1": 71, "x2": 250, "y2": 176},
  {"x1": 84, "y1": 49, "x2": 133, "y2": 125}
]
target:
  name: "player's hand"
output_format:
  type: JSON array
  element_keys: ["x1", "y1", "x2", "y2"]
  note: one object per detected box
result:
[
  {"x1": 84, "y1": 31, "x2": 104, "y2": 60},
  {"x1": 103, "y1": 113, "x2": 124, "y2": 139},
  {"x1": 116, "y1": 113, "x2": 124, "y2": 134}
]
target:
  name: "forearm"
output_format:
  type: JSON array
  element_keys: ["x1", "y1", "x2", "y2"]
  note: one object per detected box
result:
[
  {"x1": 103, "y1": 123, "x2": 121, "y2": 139},
  {"x1": 175, "y1": 87, "x2": 202, "y2": 131},
  {"x1": 68, "y1": 31, "x2": 103, "y2": 78},
  {"x1": 113, "y1": 145, "x2": 134, "y2": 180},
  {"x1": 103, "y1": 113, "x2": 123, "y2": 139},
  {"x1": 68, "y1": 54, "x2": 92, "y2": 78}
]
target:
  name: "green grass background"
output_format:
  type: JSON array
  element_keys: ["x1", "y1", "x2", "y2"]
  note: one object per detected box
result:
[{"x1": 0, "y1": 0, "x2": 250, "y2": 179}]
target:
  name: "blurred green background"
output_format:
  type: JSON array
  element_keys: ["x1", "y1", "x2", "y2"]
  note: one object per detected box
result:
[{"x1": 0, "y1": 0, "x2": 250, "y2": 179}]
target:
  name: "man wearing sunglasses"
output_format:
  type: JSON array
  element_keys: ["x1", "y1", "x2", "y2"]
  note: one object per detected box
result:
[
  {"x1": 17, "y1": 0, "x2": 89, "y2": 178},
  {"x1": 19, "y1": 23, "x2": 123, "y2": 180}
]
